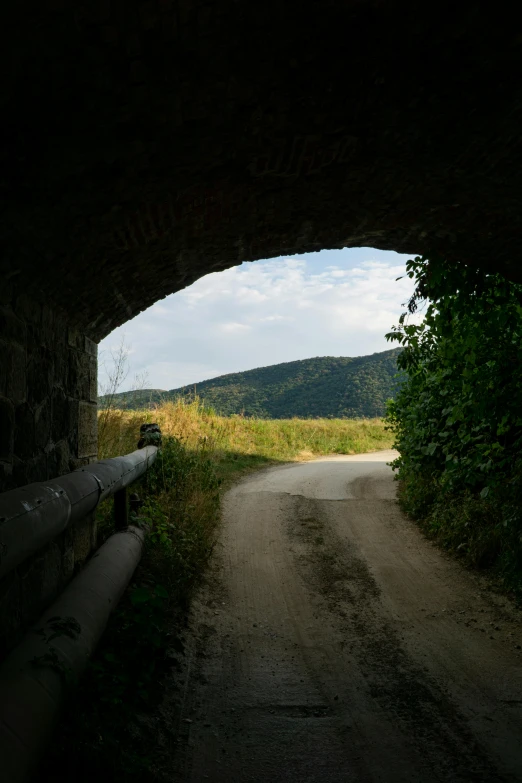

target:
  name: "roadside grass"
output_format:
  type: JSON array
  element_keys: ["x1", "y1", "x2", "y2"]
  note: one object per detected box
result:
[
  {"x1": 396, "y1": 475, "x2": 522, "y2": 596},
  {"x1": 98, "y1": 397, "x2": 393, "y2": 483},
  {"x1": 39, "y1": 401, "x2": 392, "y2": 782}
]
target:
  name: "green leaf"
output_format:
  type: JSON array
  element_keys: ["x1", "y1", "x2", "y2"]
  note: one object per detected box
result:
[
  {"x1": 154, "y1": 585, "x2": 169, "y2": 599},
  {"x1": 130, "y1": 587, "x2": 152, "y2": 605}
]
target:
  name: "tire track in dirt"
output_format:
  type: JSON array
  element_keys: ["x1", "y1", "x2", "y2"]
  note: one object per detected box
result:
[
  {"x1": 158, "y1": 452, "x2": 522, "y2": 782},
  {"x1": 287, "y1": 494, "x2": 504, "y2": 782}
]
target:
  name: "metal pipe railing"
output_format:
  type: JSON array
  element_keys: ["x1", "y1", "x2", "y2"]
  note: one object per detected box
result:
[
  {"x1": 0, "y1": 422, "x2": 162, "y2": 783},
  {"x1": 0, "y1": 423, "x2": 161, "y2": 580},
  {"x1": 0, "y1": 524, "x2": 148, "y2": 783}
]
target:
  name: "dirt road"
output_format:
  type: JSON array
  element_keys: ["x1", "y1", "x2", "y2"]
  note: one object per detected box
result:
[{"x1": 168, "y1": 452, "x2": 522, "y2": 782}]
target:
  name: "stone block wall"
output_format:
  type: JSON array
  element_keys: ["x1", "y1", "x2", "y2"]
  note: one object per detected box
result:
[{"x1": 0, "y1": 294, "x2": 99, "y2": 656}]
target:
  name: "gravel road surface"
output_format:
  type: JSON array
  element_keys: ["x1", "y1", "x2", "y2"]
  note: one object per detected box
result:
[{"x1": 168, "y1": 451, "x2": 522, "y2": 782}]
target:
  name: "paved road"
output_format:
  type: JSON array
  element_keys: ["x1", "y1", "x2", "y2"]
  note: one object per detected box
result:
[{"x1": 170, "y1": 452, "x2": 522, "y2": 782}]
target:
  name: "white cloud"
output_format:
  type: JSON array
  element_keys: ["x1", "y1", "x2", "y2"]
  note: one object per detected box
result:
[
  {"x1": 220, "y1": 322, "x2": 252, "y2": 333},
  {"x1": 259, "y1": 315, "x2": 293, "y2": 322},
  {"x1": 98, "y1": 249, "x2": 419, "y2": 392}
]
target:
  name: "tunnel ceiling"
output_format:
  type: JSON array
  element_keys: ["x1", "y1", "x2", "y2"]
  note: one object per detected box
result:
[{"x1": 2, "y1": 3, "x2": 522, "y2": 340}]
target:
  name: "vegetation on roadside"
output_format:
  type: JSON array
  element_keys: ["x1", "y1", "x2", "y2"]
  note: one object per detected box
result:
[
  {"x1": 98, "y1": 397, "x2": 393, "y2": 479},
  {"x1": 40, "y1": 430, "x2": 221, "y2": 781},
  {"x1": 99, "y1": 349, "x2": 402, "y2": 419},
  {"x1": 40, "y1": 400, "x2": 392, "y2": 781},
  {"x1": 386, "y1": 254, "x2": 522, "y2": 593}
]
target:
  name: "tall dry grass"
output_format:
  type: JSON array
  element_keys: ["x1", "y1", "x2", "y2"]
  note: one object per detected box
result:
[{"x1": 98, "y1": 397, "x2": 393, "y2": 480}]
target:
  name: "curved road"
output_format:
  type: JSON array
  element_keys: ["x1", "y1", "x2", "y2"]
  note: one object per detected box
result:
[{"x1": 170, "y1": 452, "x2": 522, "y2": 782}]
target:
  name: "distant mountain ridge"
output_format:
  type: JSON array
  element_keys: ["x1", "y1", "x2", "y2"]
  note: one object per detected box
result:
[{"x1": 99, "y1": 348, "x2": 402, "y2": 419}]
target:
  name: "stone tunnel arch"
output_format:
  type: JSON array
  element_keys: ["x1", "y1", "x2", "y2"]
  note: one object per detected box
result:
[
  {"x1": 3, "y1": 2, "x2": 522, "y2": 345},
  {"x1": 1, "y1": 1, "x2": 522, "y2": 649}
]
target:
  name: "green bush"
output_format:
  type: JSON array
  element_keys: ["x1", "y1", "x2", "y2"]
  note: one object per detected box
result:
[{"x1": 386, "y1": 254, "x2": 522, "y2": 592}]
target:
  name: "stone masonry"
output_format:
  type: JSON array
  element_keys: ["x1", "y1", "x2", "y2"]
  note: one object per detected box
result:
[{"x1": 0, "y1": 292, "x2": 98, "y2": 655}]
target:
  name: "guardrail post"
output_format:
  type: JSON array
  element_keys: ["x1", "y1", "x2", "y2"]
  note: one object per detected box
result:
[{"x1": 114, "y1": 487, "x2": 128, "y2": 530}]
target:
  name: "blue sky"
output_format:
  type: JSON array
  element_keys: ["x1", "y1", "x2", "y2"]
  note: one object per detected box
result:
[{"x1": 98, "y1": 247, "x2": 417, "y2": 393}]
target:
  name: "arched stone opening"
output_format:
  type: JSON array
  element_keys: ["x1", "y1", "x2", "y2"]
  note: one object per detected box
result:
[
  {"x1": 2, "y1": 3, "x2": 522, "y2": 647},
  {"x1": 2, "y1": 3, "x2": 522, "y2": 341}
]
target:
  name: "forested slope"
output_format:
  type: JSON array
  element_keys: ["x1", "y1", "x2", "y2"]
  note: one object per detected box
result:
[{"x1": 100, "y1": 349, "x2": 402, "y2": 418}]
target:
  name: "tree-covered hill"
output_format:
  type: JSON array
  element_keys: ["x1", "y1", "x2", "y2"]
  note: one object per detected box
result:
[{"x1": 100, "y1": 349, "x2": 402, "y2": 418}]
